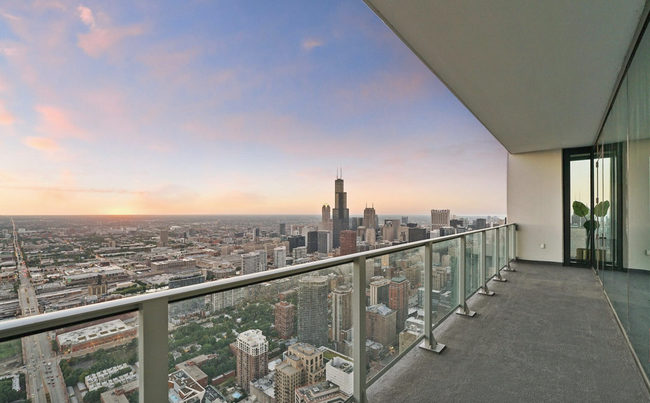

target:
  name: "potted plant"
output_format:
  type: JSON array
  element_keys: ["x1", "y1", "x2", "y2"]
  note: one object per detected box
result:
[{"x1": 572, "y1": 200, "x2": 610, "y2": 261}]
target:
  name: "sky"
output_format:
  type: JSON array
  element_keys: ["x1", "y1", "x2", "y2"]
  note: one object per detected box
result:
[{"x1": 0, "y1": 0, "x2": 507, "y2": 216}]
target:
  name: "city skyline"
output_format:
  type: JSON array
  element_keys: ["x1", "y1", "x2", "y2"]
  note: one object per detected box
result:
[{"x1": 0, "y1": 1, "x2": 507, "y2": 216}]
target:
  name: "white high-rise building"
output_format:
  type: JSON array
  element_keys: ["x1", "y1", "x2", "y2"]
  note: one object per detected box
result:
[
  {"x1": 431, "y1": 209, "x2": 451, "y2": 230},
  {"x1": 274, "y1": 246, "x2": 287, "y2": 268},
  {"x1": 293, "y1": 246, "x2": 307, "y2": 261},
  {"x1": 242, "y1": 251, "x2": 267, "y2": 275}
]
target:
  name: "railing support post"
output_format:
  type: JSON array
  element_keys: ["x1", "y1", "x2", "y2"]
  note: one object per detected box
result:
[
  {"x1": 478, "y1": 231, "x2": 495, "y2": 296},
  {"x1": 456, "y1": 236, "x2": 476, "y2": 317},
  {"x1": 493, "y1": 228, "x2": 507, "y2": 282},
  {"x1": 419, "y1": 243, "x2": 445, "y2": 353},
  {"x1": 139, "y1": 298, "x2": 169, "y2": 403},
  {"x1": 352, "y1": 256, "x2": 368, "y2": 403},
  {"x1": 503, "y1": 225, "x2": 515, "y2": 272}
]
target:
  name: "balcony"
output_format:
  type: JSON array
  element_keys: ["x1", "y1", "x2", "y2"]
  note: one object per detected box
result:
[{"x1": 368, "y1": 261, "x2": 650, "y2": 403}]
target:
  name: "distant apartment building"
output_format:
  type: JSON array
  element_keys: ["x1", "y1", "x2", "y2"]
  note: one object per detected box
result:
[
  {"x1": 369, "y1": 278, "x2": 391, "y2": 306},
  {"x1": 241, "y1": 251, "x2": 267, "y2": 275},
  {"x1": 275, "y1": 343, "x2": 325, "y2": 403},
  {"x1": 275, "y1": 301, "x2": 295, "y2": 339},
  {"x1": 331, "y1": 285, "x2": 352, "y2": 344},
  {"x1": 274, "y1": 246, "x2": 287, "y2": 269},
  {"x1": 325, "y1": 357, "x2": 353, "y2": 396},
  {"x1": 366, "y1": 304, "x2": 397, "y2": 347},
  {"x1": 408, "y1": 227, "x2": 427, "y2": 243},
  {"x1": 389, "y1": 277, "x2": 410, "y2": 333},
  {"x1": 293, "y1": 246, "x2": 307, "y2": 261},
  {"x1": 339, "y1": 230, "x2": 356, "y2": 256},
  {"x1": 298, "y1": 276, "x2": 329, "y2": 348},
  {"x1": 236, "y1": 329, "x2": 269, "y2": 392},
  {"x1": 431, "y1": 209, "x2": 451, "y2": 230}
]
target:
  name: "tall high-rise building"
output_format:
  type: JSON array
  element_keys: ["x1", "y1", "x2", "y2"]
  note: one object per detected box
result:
[
  {"x1": 298, "y1": 276, "x2": 329, "y2": 347},
  {"x1": 431, "y1": 209, "x2": 451, "y2": 230},
  {"x1": 350, "y1": 217, "x2": 363, "y2": 231},
  {"x1": 236, "y1": 329, "x2": 268, "y2": 392},
  {"x1": 274, "y1": 246, "x2": 287, "y2": 269},
  {"x1": 389, "y1": 277, "x2": 410, "y2": 333},
  {"x1": 160, "y1": 229, "x2": 169, "y2": 246},
  {"x1": 321, "y1": 204, "x2": 333, "y2": 233},
  {"x1": 401, "y1": 216, "x2": 409, "y2": 225},
  {"x1": 307, "y1": 231, "x2": 318, "y2": 253},
  {"x1": 242, "y1": 251, "x2": 267, "y2": 275},
  {"x1": 475, "y1": 218, "x2": 487, "y2": 229},
  {"x1": 293, "y1": 246, "x2": 307, "y2": 261},
  {"x1": 363, "y1": 206, "x2": 377, "y2": 229},
  {"x1": 331, "y1": 285, "x2": 353, "y2": 343},
  {"x1": 356, "y1": 226, "x2": 366, "y2": 242},
  {"x1": 332, "y1": 171, "x2": 349, "y2": 249},
  {"x1": 274, "y1": 343, "x2": 325, "y2": 403},
  {"x1": 339, "y1": 230, "x2": 357, "y2": 256},
  {"x1": 369, "y1": 279, "x2": 391, "y2": 306},
  {"x1": 279, "y1": 223, "x2": 286, "y2": 235},
  {"x1": 275, "y1": 301, "x2": 295, "y2": 339},
  {"x1": 317, "y1": 231, "x2": 332, "y2": 254},
  {"x1": 366, "y1": 228, "x2": 376, "y2": 246},
  {"x1": 366, "y1": 304, "x2": 397, "y2": 347}
]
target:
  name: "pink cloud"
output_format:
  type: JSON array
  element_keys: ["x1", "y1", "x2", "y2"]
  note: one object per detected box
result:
[
  {"x1": 23, "y1": 137, "x2": 59, "y2": 151},
  {"x1": 35, "y1": 105, "x2": 88, "y2": 139},
  {"x1": 77, "y1": 25, "x2": 145, "y2": 58},
  {"x1": 302, "y1": 38, "x2": 325, "y2": 51},
  {"x1": 78, "y1": 5, "x2": 95, "y2": 27},
  {"x1": 0, "y1": 100, "x2": 15, "y2": 125}
]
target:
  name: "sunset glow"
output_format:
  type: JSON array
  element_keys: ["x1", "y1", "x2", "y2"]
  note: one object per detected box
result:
[{"x1": 0, "y1": 1, "x2": 507, "y2": 216}]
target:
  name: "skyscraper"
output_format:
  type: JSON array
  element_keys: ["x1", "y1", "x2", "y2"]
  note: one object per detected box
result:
[
  {"x1": 288, "y1": 235, "x2": 305, "y2": 252},
  {"x1": 317, "y1": 230, "x2": 332, "y2": 254},
  {"x1": 332, "y1": 170, "x2": 349, "y2": 249},
  {"x1": 298, "y1": 276, "x2": 329, "y2": 347},
  {"x1": 275, "y1": 301, "x2": 295, "y2": 339},
  {"x1": 363, "y1": 206, "x2": 377, "y2": 229},
  {"x1": 307, "y1": 231, "x2": 318, "y2": 253},
  {"x1": 279, "y1": 223, "x2": 286, "y2": 235},
  {"x1": 331, "y1": 285, "x2": 353, "y2": 344},
  {"x1": 408, "y1": 227, "x2": 427, "y2": 242},
  {"x1": 236, "y1": 329, "x2": 268, "y2": 392},
  {"x1": 366, "y1": 228, "x2": 376, "y2": 246},
  {"x1": 389, "y1": 277, "x2": 410, "y2": 333},
  {"x1": 431, "y1": 209, "x2": 451, "y2": 230},
  {"x1": 159, "y1": 229, "x2": 169, "y2": 246},
  {"x1": 274, "y1": 246, "x2": 287, "y2": 269},
  {"x1": 321, "y1": 204, "x2": 333, "y2": 233},
  {"x1": 339, "y1": 230, "x2": 356, "y2": 256},
  {"x1": 475, "y1": 218, "x2": 487, "y2": 229}
]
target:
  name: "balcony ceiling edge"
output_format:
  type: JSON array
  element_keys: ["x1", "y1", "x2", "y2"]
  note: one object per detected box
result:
[{"x1": 364, "y1": 0, "x2": 648, "y2": 154}]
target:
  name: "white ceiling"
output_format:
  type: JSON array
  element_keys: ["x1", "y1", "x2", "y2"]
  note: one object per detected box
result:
[{"x1": 365, "y1": 0, "x2": 648, "y2": 154}]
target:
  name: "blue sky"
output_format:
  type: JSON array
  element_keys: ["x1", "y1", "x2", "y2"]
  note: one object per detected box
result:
[{"x1": 0, "y1": 0, "x2": 506, "y2": 215}]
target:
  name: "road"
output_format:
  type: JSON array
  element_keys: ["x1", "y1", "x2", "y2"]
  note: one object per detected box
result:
[{"x1": 12, "y1": 219, "x2": 69, "y2": 403}]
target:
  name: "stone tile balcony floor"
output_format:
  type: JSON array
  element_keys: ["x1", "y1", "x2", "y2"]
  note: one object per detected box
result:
[{"x1": 367, "y1": 261, "x2": 650, "y2": 403}]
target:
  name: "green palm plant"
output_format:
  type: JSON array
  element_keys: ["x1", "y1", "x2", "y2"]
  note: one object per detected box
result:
[{"x1": 572, "y1": 200, "x2": 610, "y2": 259}]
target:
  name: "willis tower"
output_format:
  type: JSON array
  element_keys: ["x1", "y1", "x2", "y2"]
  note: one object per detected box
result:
[{"x1": 332, "y1": 169, "x2": 349, "y2": 248}]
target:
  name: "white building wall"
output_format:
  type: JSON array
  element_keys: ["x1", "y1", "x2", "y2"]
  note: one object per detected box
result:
[{"x1": 508, "y1": 150, "x2": 563, "y2": 263}]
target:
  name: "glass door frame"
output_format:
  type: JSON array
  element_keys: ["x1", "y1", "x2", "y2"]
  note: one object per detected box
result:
[{"x1": 562, "y1": 146, "x2": 595, "y2": 267}]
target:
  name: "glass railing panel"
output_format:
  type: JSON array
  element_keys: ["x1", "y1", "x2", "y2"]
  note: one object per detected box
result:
[
  {"x1": 498, "y1": 227, "x2": 507, "y2": 271},
  {"x1": 0, "y1": 313, "x2": 139, "y2": 403},
  {"x1": 431, "y1": 239, "x2": 460, "y2": 324},
  {"x1": 167, "y1": 263, "x2": 354, "y2": 402},
  {"x1": 486, "y1": 229, "x2": 496, "y2": 279},
  {"x1": 465, "y1": 233, "x2": 481, "y2": 297},
  {"x1": 366, "y1": 247, "x2": 423, "y2": 381}
]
